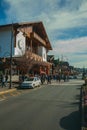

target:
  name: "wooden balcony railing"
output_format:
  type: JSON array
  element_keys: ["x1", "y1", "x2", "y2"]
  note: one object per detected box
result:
[{"x1": 25, "y1": 51, "x2": 43, "y2": 62}]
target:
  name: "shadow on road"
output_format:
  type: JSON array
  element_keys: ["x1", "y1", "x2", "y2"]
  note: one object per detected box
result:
[
  {"x1": 60, "y1": 111, "x2": 81, "y2": 130},
  {"x1": 60, "y1": 88, "x2": 82, "y2": 130}
]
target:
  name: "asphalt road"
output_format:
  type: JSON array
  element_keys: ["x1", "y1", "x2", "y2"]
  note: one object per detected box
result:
[{"x1": 0, "y1": 79, "x2": 84, "y2": 130}]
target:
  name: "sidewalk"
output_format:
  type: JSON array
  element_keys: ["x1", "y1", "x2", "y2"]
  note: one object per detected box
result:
[
  {"x1": 0, "y1": 75, "x2": 19, "y2": 95},
  {"x1": 0, "y1": 83, "x2": 19, "y2": 95},
  {"x1": 81, "y1": 84, "x2": 87, "y2": 130}
]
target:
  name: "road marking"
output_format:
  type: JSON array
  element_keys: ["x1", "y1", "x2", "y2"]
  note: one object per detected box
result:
[
  {"x1": 10, "y1": 91, "x2": 22, "y2": 96},
  {"x1": 0, "y1": 95, "x2": 6, "y2": 99},
  {"x1": 2, "y1": 95, "x2": 6, "y2": 98},
  {"x1": 0, "y1": 99, "x2": 5, "y2": 101},
  {"x1": 10, "y1": 93, "x2": 18, "y2": 96},
  {"x1": 16, "y1": 91, "x2": 21, "y2": 94}
]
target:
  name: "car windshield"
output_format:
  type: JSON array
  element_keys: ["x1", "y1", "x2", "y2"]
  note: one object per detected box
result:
[{"x1": 25, "y1": 77, "x2": 34, "y2": 81}]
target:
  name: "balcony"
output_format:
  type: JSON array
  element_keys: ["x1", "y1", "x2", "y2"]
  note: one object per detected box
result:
[{"x1": 25, "y1": 51, "x2": 43, "y2": 62}]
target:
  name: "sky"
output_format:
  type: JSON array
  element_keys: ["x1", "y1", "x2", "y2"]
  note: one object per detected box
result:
[{"x1": 0, "y1": 0, "x2": 87, "y2": 68}]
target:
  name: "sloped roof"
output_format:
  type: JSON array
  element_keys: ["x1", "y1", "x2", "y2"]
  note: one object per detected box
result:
[{"x1": 0, "y1": 21, "x2": 52, "y2": 50}]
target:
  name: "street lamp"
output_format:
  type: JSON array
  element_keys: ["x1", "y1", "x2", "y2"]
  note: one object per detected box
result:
[{"x1": 9, "y1": 23, "x2": 13, "y2": 89}]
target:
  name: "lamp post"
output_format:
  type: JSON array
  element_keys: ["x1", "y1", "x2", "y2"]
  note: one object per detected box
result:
[{"x1": 9, "y1": 23, "x2": 13, "y2": 89}]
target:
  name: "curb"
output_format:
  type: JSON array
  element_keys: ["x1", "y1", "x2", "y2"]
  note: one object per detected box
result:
[{"x1": 0, "y1": 88, "x2": 17, "y2": 95}]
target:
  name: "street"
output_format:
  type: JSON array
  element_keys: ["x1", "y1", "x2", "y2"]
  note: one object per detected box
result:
[{"x1": 0, "y1": 79, "x2": 84, "y2": 130}]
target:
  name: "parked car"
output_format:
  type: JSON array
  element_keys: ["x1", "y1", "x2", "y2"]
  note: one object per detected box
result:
[
  {"x1": 69, "y1": 76, "x2": 74, "y2": 79},
  {"x1": 20, "y1": 76, "x2": 41, "y2": 89},
  {"x1": 69, "y1": 75, "x2": 77, "y2": 79}
]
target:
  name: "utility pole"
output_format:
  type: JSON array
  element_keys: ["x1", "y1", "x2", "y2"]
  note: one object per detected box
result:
[{"x1": 9, "y1": 23, "x2": 13, "y2": 89}]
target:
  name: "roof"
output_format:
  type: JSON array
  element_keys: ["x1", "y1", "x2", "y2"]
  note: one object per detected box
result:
[{"x1": 0, "y1": 21, "x2": 52, "y2": 50}]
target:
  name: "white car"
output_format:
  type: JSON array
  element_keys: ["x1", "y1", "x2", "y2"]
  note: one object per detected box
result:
[{"x1": 20, "y1": 77, "x2": 41, "y2": 88}]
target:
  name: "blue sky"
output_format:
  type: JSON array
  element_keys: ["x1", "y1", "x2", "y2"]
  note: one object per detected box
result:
[{"x1": 0, "y1": 0, "x2": 87, "y2": 68}]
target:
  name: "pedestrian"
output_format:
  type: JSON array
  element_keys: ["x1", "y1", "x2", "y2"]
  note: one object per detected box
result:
[
  {"x1": 58, "y1": 74, "x2": 61, "y2": 83},
  {"x1": 19, "y1": 75, "x2": 22, "y2": 85},
  {"x1": 56, "y1": 73, "x2": 61, "y2": 83},
  {"x1": 0, "y1": 74, "x2": 3, "y2": 84},
  {"x1": 47, "y1": 75, "x2": 51, "y2": 84},
  {"x1": 5, "y1": 74, "x2": 8, "y2": 87},
  {"x1": 63, "y1": 74, "x2": 66, "y2": 82},
  {"x1": 40, "y1": 75, "x2": 43, "y2": 84},
  {"x1": 22, "y1": 74, "x2": 25, "y2": 82},
  {"x1": 2, "y1": 75, "x2": 6, "y2": 87}
]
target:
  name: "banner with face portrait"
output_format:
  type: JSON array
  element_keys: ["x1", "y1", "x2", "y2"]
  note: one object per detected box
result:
[{"x1": 15, "y1": 32, "x2": 25, "y2": 56}]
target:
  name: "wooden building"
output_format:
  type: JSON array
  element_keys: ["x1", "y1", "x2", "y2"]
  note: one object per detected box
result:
[{"x1": 0, "y1": 21, "x2": 52, "y2": 75}]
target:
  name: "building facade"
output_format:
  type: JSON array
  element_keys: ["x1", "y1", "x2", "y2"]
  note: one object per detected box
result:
[{"x1": 0, "y1": 21, "x2": 52, "y2": 75}]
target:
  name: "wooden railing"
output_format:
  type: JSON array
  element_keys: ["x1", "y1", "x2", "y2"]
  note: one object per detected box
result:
[{"x1": 25, "y1": 51, "x2": 43, "y2": 62}]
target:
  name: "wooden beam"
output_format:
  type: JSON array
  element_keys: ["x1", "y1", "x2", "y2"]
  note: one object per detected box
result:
[
  {"x1": 31, "y1": 32, "x2": 46, "y2": 46},
  {"x1": 18, "y1": 26, "x2": 33, "y2": 38}
]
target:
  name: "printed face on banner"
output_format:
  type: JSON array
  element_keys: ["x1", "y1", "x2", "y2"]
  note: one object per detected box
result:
[{"x1": 15, "y1": 32, "x2": 25, "y2": 56}]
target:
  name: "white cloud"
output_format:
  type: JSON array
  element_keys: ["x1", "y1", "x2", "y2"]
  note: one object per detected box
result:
[
  {"x1": 49, "y1": 36, "x2": 87, "y2": 67},
  {"x1": 72, "y1": 61, "x2": 87, "y2": 68},
  {"x1": 4, "y1": 0, "x2": 87, "y2": 33},
  {"x1": 51, "y1": 37, "x2": 87, "y2": 54},
  {"x1": 3, "y1": 0, "x2": 87, "y2": 67}
]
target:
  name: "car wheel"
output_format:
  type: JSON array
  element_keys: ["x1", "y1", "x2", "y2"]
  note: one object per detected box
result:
[
  {"x1": 38, "y1": 84, "x2": 40, "y2": 87},
  {"x1": 32, "y1": 84, "x2": 35, "y2": 88}
]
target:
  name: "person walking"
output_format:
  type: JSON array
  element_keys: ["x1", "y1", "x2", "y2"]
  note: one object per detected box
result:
[
  {"x1": 56, "y1": 73, "x2": 61, "y2": 83},
  {"x1": 41, "y1": 75, "x2": 43, "y2": 84},
  {"x1": 2, "y1": 75, "x2": 6, "y2": 87},
  {"x1": 47, "y1": 75, "x2": 51, "y2": 84},
  {"x1": 5, "y1": 74, "x2": 8, "y2": 87},
  {"x1": 63, "y1": 74, "x2": 66, "y2": 82}
]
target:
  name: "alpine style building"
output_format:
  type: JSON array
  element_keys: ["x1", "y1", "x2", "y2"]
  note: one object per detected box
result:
[{"x1": 0, "y1": 21, "x2": 52, "y2": 75}]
